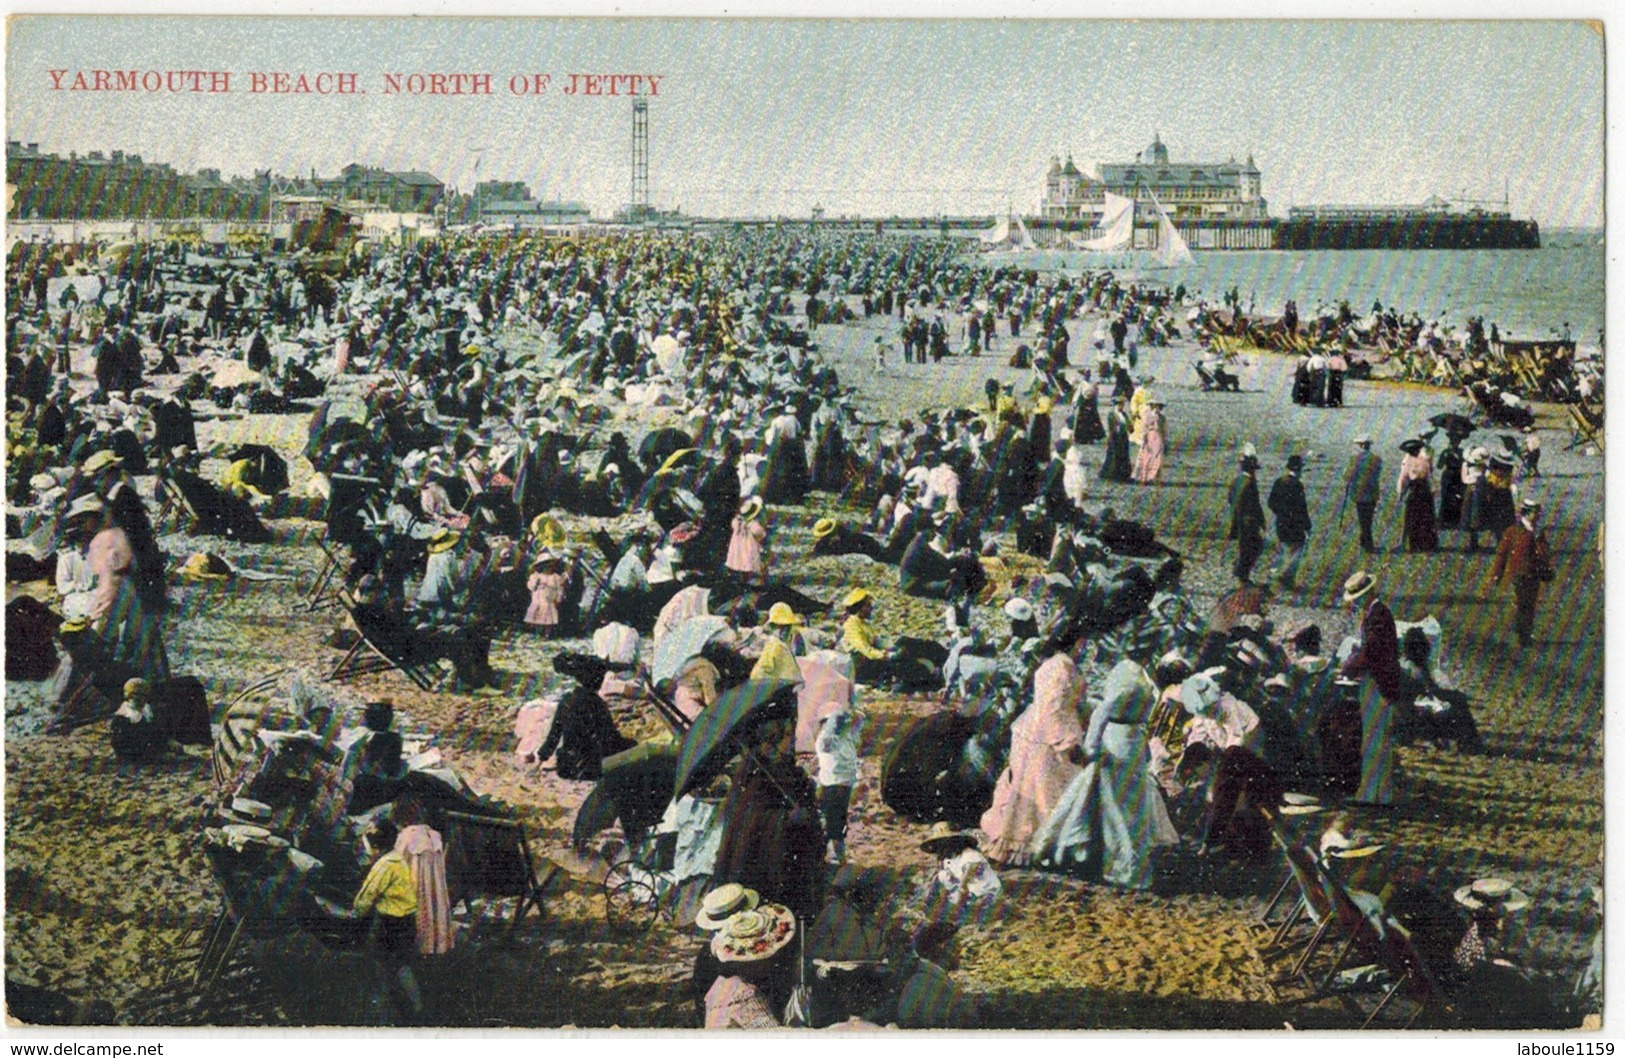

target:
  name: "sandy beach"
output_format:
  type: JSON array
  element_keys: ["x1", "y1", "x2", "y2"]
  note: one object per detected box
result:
[{"x1": 4, "y1": 299, "x2": 1604, "y2": 1028}]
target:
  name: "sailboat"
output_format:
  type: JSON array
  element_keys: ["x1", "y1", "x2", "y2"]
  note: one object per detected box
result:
[
  {"x1": 1146, "y1": 186, "x2": 1195, "y2": 267},
  {"x1": 979, "y1": 209, "x2": 1039, "y2": 252},
  {"x1": 1073, "y1": 192, "x2": 1136, "y2": 253}
]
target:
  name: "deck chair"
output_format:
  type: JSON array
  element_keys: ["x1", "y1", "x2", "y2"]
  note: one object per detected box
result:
[
  {"x1": 155, "y1": 473, "x2": 199, "y2": 534},
  {"x1": 1568, "y1": 402, "x2": 1604, "y2": 452},
  {"x1": 440, "y1": 809, "x2": 566, "y2": 935},
  {"x1": 1262, "y1": 835, "x2": 1336, "y2": 977},
  {"x1": 306, "y1": 474, "x2": 383, "y2": 611},
  {"x1": 327, "y1": 602, "x2": 438, "y2": 691},
  {"x1": 1300, "y1": 864, "x2": 1390, "y2": 1003},
  {"x1": 1359, "y1": 918, "x2": 1458, "y2": 1029}
]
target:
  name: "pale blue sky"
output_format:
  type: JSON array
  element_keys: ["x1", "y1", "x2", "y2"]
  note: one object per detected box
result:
[{"x1": 5, "y1": 18, "x2": 1605, "y2": 224}]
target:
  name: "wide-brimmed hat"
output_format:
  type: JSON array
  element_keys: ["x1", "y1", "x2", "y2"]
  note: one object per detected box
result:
[
  {"x1": 1519, "y1": 496, "x2": 1544, "y2": 512},
  {"x1": 766, "y1": 602, "x2": 804, "y2": 627},
  {"x1": 529, "y1": 514, "x2": 567, "y2": 549},
  {"x1": 1324, "y1": 832, "x2": 1386, "y2": 860},
  {"x1": 1454, "y1": 878, "x2": 1532, "y2": 913},
  {"x1": 739, "y1": 496, "x2": 764, "y2": 521},
  {"x1": 81, "y1": 449, "x2": 123, "y2": 474},
  {"x1": 812, "y1": 517, "x2": 837, "y2": 540},
  {"x1": 842, "y1": 588, "x2": 873, "y2": 611},
  {"x1": 1399, "y1": 438, "x2": 1425, "y2": 455},
  {"x1": 1342, "y1": 570, "x2": 1377, "y2": 603},
  {"x1": 64, "y1": 495, "x2": 106, "y2": 522},
  {"x1": 1034, "y1": 396, "x2": 1054, "y2": 415},
  {"x1": 919, "y1": 821, "x2": 979, "y2": 856},
  {"x1": 1489, "y1": 453, "x2": 1515, "y2": 469},
  {"x1": 180, "y1": 552, "x2": 233, "y2": 580},
  {"x1": 427, "y1": 529, "x2": 460, "y2": 554},
  {"x1": 711, "y1": 903, "x2": 797, "y2": 963},
  {"x1": 695, "y1": 882, "x2": 761, "y2": 930},
  {"x1": 1003, "y1": 598, "x2": 1035, "y2": 623},
  {"x1": 1352, "y1": 434, "x2": 1372, "y2": 447},
  {"x1": 1464, "y1": 447, "x2": 1488, "y2": 466},
  {"x1": 122, "y1": 677, "x2": 150, "y2": 701}
]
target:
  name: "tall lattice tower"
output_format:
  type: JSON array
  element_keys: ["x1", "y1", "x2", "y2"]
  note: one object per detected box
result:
[{"x1": 631, "y1": 98, "x2": 650, "y2": 219}]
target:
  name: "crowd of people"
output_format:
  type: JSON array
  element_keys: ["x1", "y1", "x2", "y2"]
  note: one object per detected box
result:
[{"x1": 1, "y1": 227, "x2": 1597, "y2": 1029}]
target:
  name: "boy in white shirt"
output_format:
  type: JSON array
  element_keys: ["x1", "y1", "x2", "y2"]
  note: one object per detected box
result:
[{"x1": 814, "y1": 708, "x2": 864, "y2": 864}]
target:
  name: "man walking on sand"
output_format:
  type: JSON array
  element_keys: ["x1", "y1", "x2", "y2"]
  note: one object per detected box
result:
[
  {"x1": 1267, "y1": 454, "x2": 1312, "y2": 589},
  {"x1": 1341, "y1": 435, "x2": 1383, "y2": 553},
  {"x1": 1228, "y1": 446, "x2": 1265, "y2": 586},
  {"x1": 1490, "y1": 497, "x2": 1555, "y2": 648}
]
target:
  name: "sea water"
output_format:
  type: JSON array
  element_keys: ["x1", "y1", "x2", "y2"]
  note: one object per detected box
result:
[{"x1": 982, "y1": 233, "x2": 1604, "y2": 354}]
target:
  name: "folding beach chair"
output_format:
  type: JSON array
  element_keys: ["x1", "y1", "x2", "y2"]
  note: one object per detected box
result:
[
  {"x1": 1261, "y1": 834, "x2": 1335, "y2": 973},
  {"x1": 440, "y1": 809, "x2": 566, "y2": 936},
  {"x1": 327, "y1": 601, "x2": 438, "y2": 691},
  {"x1": 306, "y1": 473, "x2": 383, "y2": 611},
  {"x1": 155, "y1": 472, "x2": 199, "y2": 534},
  {"x1": 1359, "y1": 918, "x2": 1458, "y2": 1029}
]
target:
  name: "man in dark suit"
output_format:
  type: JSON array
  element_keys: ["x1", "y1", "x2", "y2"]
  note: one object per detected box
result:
[
  {"x1": 1228, "y1": 448, "x2": 1265, "y2": 586},
  {"x1": 1490, "y1": 498, "x2": 1554, "y2": 647},
  {"x1": 1341, "y1": 435, "x2": 1384, "y2": 553},
  {"x1": 1267, "y1": 454, "x2": 1312, "y2": 589}
]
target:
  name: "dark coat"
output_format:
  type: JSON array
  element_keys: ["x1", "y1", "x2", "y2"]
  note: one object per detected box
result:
[
  {"x1": 1342, "y1": 598, "x2": 1401, "y2": 699},
  {"x1": 1228, "y1": 470, "x2": 1264, "y2": 541},
  {"x1": 1267, "y1": 472, "x2": 1311, "y2": 545}
]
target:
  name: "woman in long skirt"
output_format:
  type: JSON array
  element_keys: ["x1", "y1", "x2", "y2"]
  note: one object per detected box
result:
[
  {"x1": 1100, "y1": 398, "x2": 1133, "y2": 483},
  {"x1": 1029, "y1": 660, "x2": 1179, "y2": 889},
  {"x1": 979, "y1": 649, "x2": 1085, "y2": 867},
  {"x1": 1132, "y1": 401, "x2": 1166, "y2": 485},
  {"x1": 1397, "y1": 440, "x2": 1438, "y2": 552},
  {"x1": 1070, "y1": 371, "x2": 1106, "y2": 445}
]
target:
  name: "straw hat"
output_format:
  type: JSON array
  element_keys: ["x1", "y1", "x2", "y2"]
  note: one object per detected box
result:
[
  {"x1": 180, "y1": 552, "x2": 232, "y2": 580},
  {"x1": 695, "y1": 882, "x2": 760, "y2": 930},
  {"x1": 1034, "y1": 396, "x2": 1054, "y2": 416},
  {"x1": 655, "y1": 448, "x2": 697, "y2": 476},
  {"x1": 81, "y1": 449, "x2": 123, "y2": 474},
  {"x1": 812, "y1": 518, "x2": 837, "y2": 540},
  {"x1": 842, "y1": 588, "x2": 873, "y2": 611},
  {"x1": 1323, "y1": 833, "x2": 1386, "y2": 860},
  {"x1": 711, "y1": 902, "x2": 797, "y2": 964},
  {"x1": 122, "y1": 678, "x2": 150, "y2": 701},
  {"x1": 1353, "y1": 434, "x2": 1372, "y2": 447},
  {"x1": 919, "y1": 821, "x2": 979, "y2": 856},
  {"x1": 64, "y1": 495, "x2": 106, "y2": 522},
  {"x1": 1342, "y1": 570, "x2": 1377, "y2": 603},
  {"x1": 739, "y1": 496, "x2": 764, "y2": 521},
  {"x1": 427, "y1": 529, "x2": 461, "y2": 554},
  {"x1": 1519, "y1": 496, "x2": 1544, "y2": 512},
  {"x1": 1003, "y1": 598, "x2": 1035, "y2": 623},
  {"x1": 59, "y1": 616, "x2": 90, "y2": 634},
  {"x1": 1454, "y1": 878, "x2": 1532, "y2": 913},
  {"x1": 530, "y1": 514, "x2": 566, "y2": 549},
  {"x1": 766, "y1": 602, "x2": 804, "y2": 627}
]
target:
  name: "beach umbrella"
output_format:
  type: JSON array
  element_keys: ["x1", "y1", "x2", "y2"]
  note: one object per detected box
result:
[
  {"x1": 570, "y1": 740, "x2": 680, "y2": 847},
  {"x1": 650, "y1": 615, "x2": 731, "y2": 685},
  {"x1": 638, "y1": 427, "x2": 694, "y2": 473},
  {"x1": 673, "y1": 678, "x2": 802, "y2": 800},
  {"x1": 1428, "y1": 412, "x2": 1476, "y2": 440}
]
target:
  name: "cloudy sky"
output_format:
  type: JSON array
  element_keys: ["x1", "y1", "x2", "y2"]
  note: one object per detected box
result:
[{"x1": 6, "y1": 18, "x2": 1604, "y2": 225}]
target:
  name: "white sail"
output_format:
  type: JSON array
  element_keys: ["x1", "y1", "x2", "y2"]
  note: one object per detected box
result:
[
  {"x1": 1013, "y1": 214, "x2": 1038, "y2": 250},
  {"x1": 1149, "y1": 189, "x2": 1195, "y2": 267},
  {"x1": 978, "y1": 214, "x2": 1011, "y2": 245},
  {"x1": 1081, "y1": 192, "x2": 1135, "y2": 252}
]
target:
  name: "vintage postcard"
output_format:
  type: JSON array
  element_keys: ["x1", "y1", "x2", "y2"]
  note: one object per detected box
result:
[{"x1": 1, "y1": 14, "x2": 1605, "y2": 1034}]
